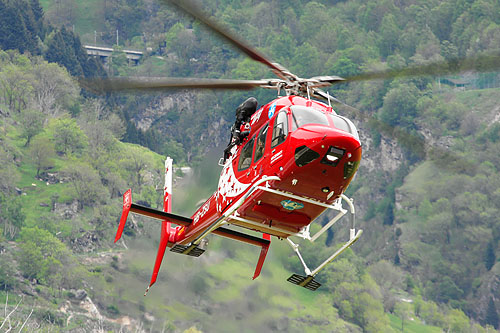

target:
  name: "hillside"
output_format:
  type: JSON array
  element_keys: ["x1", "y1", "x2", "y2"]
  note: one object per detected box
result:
[{"x1": 1, "y1": 0, "x2": 500, "y2": 332}]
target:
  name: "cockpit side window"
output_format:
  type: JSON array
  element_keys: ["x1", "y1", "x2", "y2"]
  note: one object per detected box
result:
[
  {"x1": 291, "y1": 105, "x2": 329, "y2": 131},
  {"x1": 238, "y1": 137, "x2": 255, "y2": 171},
  {"x1": 271, "y1": 111, "x2": 288, "y2": 148},
  {"x1": 254, "y1": 124, "x2": 268, "y2": 163}
]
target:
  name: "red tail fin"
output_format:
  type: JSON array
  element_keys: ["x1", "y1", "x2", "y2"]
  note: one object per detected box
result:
[
  {"x1": 145, "y1": 221, "x2": 171, "y2": 295},
  {"x1": 253, "y1": 233, "x2": 271, "y2": 280},
  {"x1": 115, "y1": 189, "x2": 132, "y2": 243},
  {"x1": 145, "y1": 157, "x2": 174, "y2": 295}
]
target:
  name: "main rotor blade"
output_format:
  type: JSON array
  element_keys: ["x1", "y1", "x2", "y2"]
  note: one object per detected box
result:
[
  {"x1": 341, "y1": 51, "x2": 500, "y2": 84},
  {"x1": 163, "y1": 0, "x2": 294, "y2": 82},
  {"x1": 81, "y1": 77, "x2": 271, "y2": 93}
]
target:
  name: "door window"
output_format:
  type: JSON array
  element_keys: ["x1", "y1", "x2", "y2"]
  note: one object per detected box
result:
[
  {"x1": 238, "y1": 137, "x2": 255, "y2": 171},
  {"x1": 271, "y1": 111, "x2": 288, "y2": 148},
  {"x1": 254, "y1": 124, "x2": 268, "y2": 163}
]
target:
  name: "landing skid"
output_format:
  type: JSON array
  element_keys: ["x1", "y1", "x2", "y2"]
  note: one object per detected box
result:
[
  {"x1": 286, "y1": 194, "x2": 362, "y2": 291},
  {"x1": 287, "y1": 274, "x2": 321, "y2": 291},
  {"x1": 170, "y1": 244, "x2": 205, "y2": 257}
]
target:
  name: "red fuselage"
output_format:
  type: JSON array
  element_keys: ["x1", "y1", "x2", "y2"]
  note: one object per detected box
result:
[{"x1": 171, "y1": 95, "x2": 362, "y2": 244}]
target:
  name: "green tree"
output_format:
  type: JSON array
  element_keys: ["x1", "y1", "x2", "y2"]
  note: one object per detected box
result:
[
  {"x1": 29, "y1": 136, "x2": 55, "y2": 177},
  {"x1": 298, "y1": 2, "x2": 329, "y2": 42},
  {"x1": 63, "y1": 163, "x2": 109, "y2": 209},
  {"x1": 121, "y1": 144, "x2": 155, "y2": 188},
  {"x1": 18, "y1": 227, "x2": 67, "y2": 283},
  {"x1": 380, "y1": 83, "x2": 420, "y2": 130},
  {"x1": 0, "y1": 0, "x2": 38, "y2": 54},
  {"x1": 45, "y1": 27, "x2": 84, "y2": 77},
  {"x1": 50, "y1": 116, "x2": 88, "y2": 155},
  {"x1": 29, "y1": 0, "x2": 44, "y2": 34},
  {"x1": 0, "y1": 62, "x2": 34, "y2": 113},
  {"x1": 327, "y1": 55, "x2": 359, "y2": 79},
  {"x1": 103, "y1": 0, "x2": 146, "y2": 43},
  {"x1": 19, "y1": 108, "x2": 44, "y2": 146},
  {"x1": 109, "y1": 47, "x2": 129, "y2": 76},
  {"x1": 379, "y1": 13, "x2": 400, "y2": 58},
  {"x1": 445, "y1": 308, "x2": 470, "y2": 333},
  {"x1": 291, "y1": 42, "x2": 321, "y2": 76}
]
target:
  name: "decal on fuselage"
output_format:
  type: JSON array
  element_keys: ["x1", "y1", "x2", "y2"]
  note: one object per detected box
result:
[
  {"x1": 251, "y1": 107, "x2": 263, "y2": 125},
  {"x1": 271, "y1": 150, "x2": 283, "y2": 164},
  {"x1": 281, "y1": 200, "x2": 304, "y2": 211},
  {"x1": 216, "y1": 151, "x2": 251, "y2": 212},
  {"x1": 268, "y1": 103, "x2": 277, "y2": 119},
  {"x1": 193, "y1": 201, "x2": 210, "y2": 224}
]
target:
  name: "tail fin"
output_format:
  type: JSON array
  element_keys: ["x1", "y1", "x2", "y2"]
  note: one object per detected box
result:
[
  {"x1": 145, "y1": 157, "x2": 174, "y2": 295},
  {"x1": 115, "y1": 189, "x2": 132, "y2": 243},
  {"x1": 253, "y1": 233, "x2": 271, "y2": 280}
]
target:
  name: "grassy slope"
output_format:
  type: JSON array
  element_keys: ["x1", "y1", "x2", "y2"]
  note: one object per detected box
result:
[
  {"x1": 105, "y1": 236, "x2": 357, "y2": 332},
  {"x1": 388, "y1": 313, "x2": 441, "y2": 333}
]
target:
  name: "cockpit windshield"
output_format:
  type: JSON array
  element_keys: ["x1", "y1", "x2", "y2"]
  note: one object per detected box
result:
[
  {"x1": 328, "y1": 114, "x2": 360, "y2": 141},
  {"x1": 290, "y1": 105, "x2": 360, "y2": 140},
  {"x1": 291, "y1": 106, "x2": 329, "y2": 131}
]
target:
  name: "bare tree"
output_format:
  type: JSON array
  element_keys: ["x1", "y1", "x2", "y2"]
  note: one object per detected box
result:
[
  {"x1": 0, "y1": 293, "x2": 34, "y2": 332},
  {"x1": 31, "y1": 60, "x2": 78, "y2": 118}
]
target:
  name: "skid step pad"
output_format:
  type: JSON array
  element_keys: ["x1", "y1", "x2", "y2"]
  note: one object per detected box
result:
[
  {"x1": 170, "y1": 244, "x2": 205, "y2": 257},
  {"x1": 287, "y1": 274, "x2": 321, "y2": 291}
]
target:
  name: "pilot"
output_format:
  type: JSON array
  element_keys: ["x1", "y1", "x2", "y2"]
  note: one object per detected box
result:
[{"x1": 224, "y1": 97, "x2": 258, "y2": 161}]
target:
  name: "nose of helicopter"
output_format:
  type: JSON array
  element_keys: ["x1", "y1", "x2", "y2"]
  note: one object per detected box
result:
[
  {"x1": 291, "y1": 124, "x2": 361, "y2": 165},
  {"x1": 282, "y1": 124, "x2": 362, "y2": 200}
]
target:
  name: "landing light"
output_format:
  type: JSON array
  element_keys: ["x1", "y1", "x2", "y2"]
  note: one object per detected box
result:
[
  {"x1": 326, "y1": 155, "x2": 338, "y2": 162},
  {"x1": 321, "y1": 146, "x2": 344, "y2": 167}
]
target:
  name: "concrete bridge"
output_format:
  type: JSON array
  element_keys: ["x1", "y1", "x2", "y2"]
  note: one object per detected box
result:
[{"x1": 84, "y1": 45, "x2": 143, "y2": 65}]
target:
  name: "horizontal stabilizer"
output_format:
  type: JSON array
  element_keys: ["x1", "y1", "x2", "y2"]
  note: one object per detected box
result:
[
  {"x1": 129, "y1": 203, "x2": 192, "y2": 226},
  {"x1": 115, "y1": 189, "x2": 192, "y2": 243}
]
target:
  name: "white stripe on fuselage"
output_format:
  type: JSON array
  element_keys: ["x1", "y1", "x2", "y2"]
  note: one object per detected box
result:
[{"x1": 216, "y1": 149, "x2": 250, "y2": 212}]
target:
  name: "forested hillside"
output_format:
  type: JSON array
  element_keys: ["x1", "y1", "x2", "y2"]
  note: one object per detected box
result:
[{"x1": 0, "y1": 0, "x2": 499, "y2": 332}]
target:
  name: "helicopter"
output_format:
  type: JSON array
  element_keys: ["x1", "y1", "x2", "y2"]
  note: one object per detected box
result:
[{"x1": 91, "y1": 0, "x2": 500, "y2": 294}]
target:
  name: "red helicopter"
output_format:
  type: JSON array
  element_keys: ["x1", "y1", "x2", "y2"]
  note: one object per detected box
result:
[
  {"x1": 94, "y1": 0, "x2": 500, "y2": 294},
  {"x1": 116, "y1": 92, "x2": 362, "y2": 293},
  {"x1": 108, "y1": 0, "x2": 362, "y2": 294}
]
